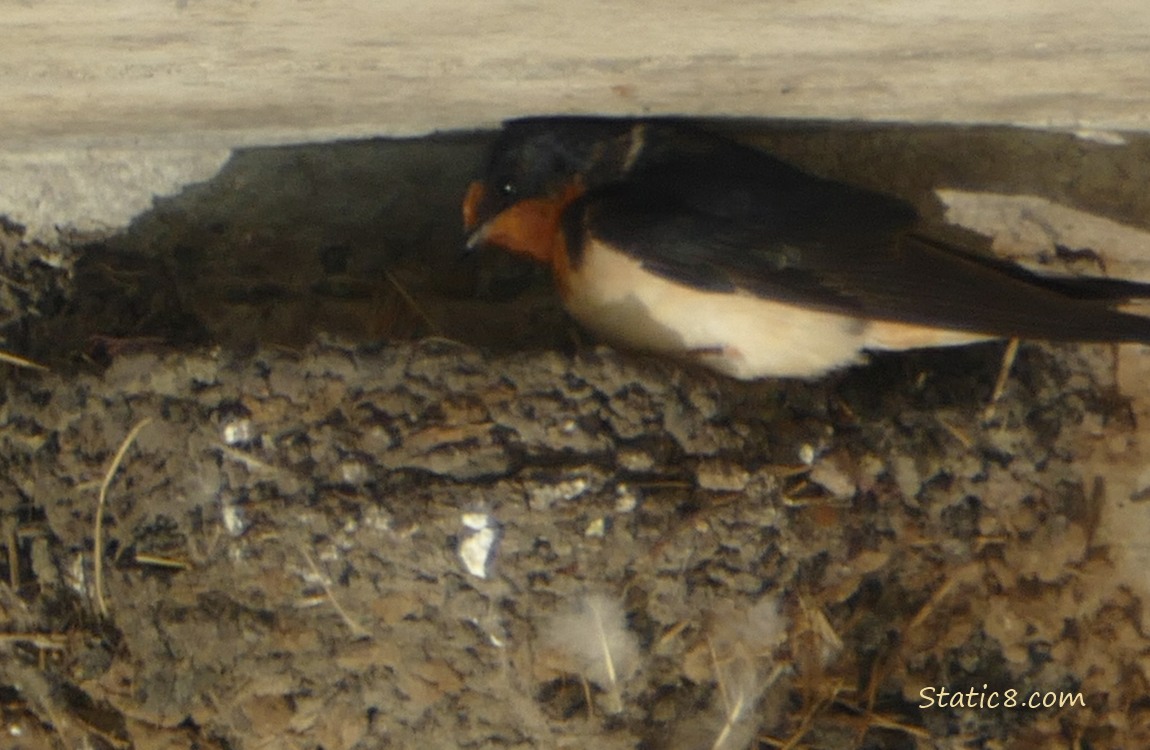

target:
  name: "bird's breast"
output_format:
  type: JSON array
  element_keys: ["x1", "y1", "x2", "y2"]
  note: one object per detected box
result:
[
  {"x1": 557, "y1": 237, "x2": 992, "y2": 379},
  {"x1": 558, "y1": 238, "x2": 871, "y2": 379}
]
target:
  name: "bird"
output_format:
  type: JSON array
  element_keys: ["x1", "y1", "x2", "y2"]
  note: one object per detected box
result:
[{"x1": 462, "y1": 116, "x2": 1150, "y2": 380}]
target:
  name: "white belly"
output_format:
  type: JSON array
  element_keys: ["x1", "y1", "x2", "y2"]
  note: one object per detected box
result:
[{"x1": 562, "y1": 239, "x2": 990, "y2": 380}]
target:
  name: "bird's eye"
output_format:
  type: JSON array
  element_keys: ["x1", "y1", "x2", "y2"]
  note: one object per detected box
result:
[{"x1": 499, "y1": 181, "x2": 516, "y2": 197}]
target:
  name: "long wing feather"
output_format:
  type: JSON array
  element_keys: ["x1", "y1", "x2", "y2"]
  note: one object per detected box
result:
[{"x1": 581, "y1": 177, "x2": 1150, "y2": 343}]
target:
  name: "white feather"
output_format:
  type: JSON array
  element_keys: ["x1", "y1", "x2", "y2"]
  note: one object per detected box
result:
[
  {"x1": 545, "y1": 593, "x2": 641, "y2": 714},
  {"x1": 673, "y1": 596, "x2": 790, "y2": 750}
]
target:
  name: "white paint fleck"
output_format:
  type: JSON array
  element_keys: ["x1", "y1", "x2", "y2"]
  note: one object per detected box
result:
[
  {"x1": 460, "y1": 527, "x2": 497, "y2": 579},
  {"x1": 461, "y1": 511, "x2": 490, "y2": 531},
  {"x1": 799, "y1": 443, "x2": 816, "y2": 465},
  {"x1": 584, "y1": 517, "x2": 607, "y2": 537},
  {"x1": 222, "y1": 419, "x2": 254, "y2": 445}
]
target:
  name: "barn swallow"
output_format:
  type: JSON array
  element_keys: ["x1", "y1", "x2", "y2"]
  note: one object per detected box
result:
[{"x1": 463, "y1": 117, "x2": 1150, "y2": 380}]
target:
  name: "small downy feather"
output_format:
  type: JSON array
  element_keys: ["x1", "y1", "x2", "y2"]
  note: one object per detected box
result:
[
  {"x1": 673, "y1": 596, "x2": 789, "y2": 750},
  {"x1": 544, "y1": 593, "x2": 641, "y2": 714}
]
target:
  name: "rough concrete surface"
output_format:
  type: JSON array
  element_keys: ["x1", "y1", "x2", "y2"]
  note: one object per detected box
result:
[{"x1": 2, "y1": 122, "x2": 1150, "y2": 749}]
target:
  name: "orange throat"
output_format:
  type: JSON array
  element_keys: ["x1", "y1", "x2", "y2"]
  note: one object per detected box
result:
[{"x1": 464, "y1": 181, "x2": 585, "y2": 290}]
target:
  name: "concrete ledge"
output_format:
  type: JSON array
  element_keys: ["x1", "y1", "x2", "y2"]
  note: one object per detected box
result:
[{"x1": 0, "y1": 149, "x2": 230, "y2": 242}]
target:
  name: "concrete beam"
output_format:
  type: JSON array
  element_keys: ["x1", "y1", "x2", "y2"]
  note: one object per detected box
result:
[
  {"x1": 4, "y1": 0, "x2": 1150, "y2": 238},
  {"x1": 7, "y1": 0, "x2": 1150, "y2": 146}
]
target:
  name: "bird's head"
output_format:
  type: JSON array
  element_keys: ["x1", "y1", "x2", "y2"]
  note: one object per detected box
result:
[{"x1": 463, "y1": 117, "x2": 640, "y2": 264}]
